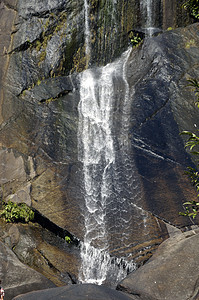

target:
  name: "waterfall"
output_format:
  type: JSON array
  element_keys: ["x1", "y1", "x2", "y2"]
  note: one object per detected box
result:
[
  {"x1": 84, "y1": 0, "x2": 91, "y2": 65},
  {"x1": 78, "y1": 49, "x2": 137, "y2": 285},
  {"x1": 140, "y1": 0, "x2": 159, "y2": 36},
  {"x1": 78, "y1": 0, "x2": 138, "y2": 286}
]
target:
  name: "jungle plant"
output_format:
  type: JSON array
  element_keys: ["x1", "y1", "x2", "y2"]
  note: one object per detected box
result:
[
  {"x1": 183, "y1": 0, "x2": 199, "y2": 19},
  {"x1": 130, "y1": 33, "x2": 142, "y2": 48},
  {"x1": 128, "y1": 30, "x2": 143, "y2": 48},
  {"x1": 0, "y1": 201, "x2": 35, "y2": 223},
  {"x1": 65, "y1": 236, "x2": 71, "y2": 243},
  {"x1": 179, "y1": 78, "x2": 199, "y2": 218}
]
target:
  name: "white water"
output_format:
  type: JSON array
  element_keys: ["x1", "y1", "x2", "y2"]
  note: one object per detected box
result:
[
  {"x1": 140, "y1": 0, "x2": 155, "y2": 36},
  {"x1": 84, "y1": 0, "x2": 91, "y2": 65},
  {"x1": 78, "y1": 48, "x2": 137, "y2": 285},
  {"x1": 77, "y1": 0, "x2": 138, "y2": 286}
]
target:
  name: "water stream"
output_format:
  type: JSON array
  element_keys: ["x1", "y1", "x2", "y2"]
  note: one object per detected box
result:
[
  {"x1": 140, "y1": 0, "x2": 158, "y2": 36},
  {"x1": 84, "y1": 0, "x2": 91, "y2": 65},
  {"x1": 78, "y1": 49, "x2": 136, "y2": 285},
  {"x1": 77, "y1": 0, "x2": 153, "y2": 286}
]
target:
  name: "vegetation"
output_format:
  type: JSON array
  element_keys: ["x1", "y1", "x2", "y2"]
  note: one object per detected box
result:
[
  {"x1": 128, "y1": 31, "x2": 143, "y2": 48},
  {"x1": 0, "y1": 201, "x2": 35, "y2": 223},
  {"x1": 65, "y1": 236, "x2": 71, "y2": 243},
  {"x1": 179, "y1": 79, "x2": 199, "y2": 219},
  {"x1": 183, "y1": 0, "x2": 199, "y2": 19}
]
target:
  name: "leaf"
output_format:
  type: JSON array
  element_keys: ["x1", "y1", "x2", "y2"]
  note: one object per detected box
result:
[
  {"x1": 190, "y1": 151, "x2": 199, "y2": 155},
  {"x1": 180, "y1": 131, "x2": 195, "y2": 136},
  {"x1": 183, "y1": 201, "x2": 194, "y2": 205},
  {"x1": 179, "y1": 212, "x2": 187, "y2": 216}
]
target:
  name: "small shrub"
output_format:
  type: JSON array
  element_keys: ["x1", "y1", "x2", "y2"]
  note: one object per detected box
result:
[
  {"x1": 65, "y1": 236, "x2": 71, "y2": 243},
  {"x1": 0, "y1": 201, "x2": 34, "y2": 223},
  {"x1": 179, "y1": 200, "x2": 199, "y2": 218},
  {"x1": 130, "y1": 33, "x2": 142, "y2": 47},
  {"x1": 183, "y1": 0, "x2": 199, "y2": 19},
  {"x1": 179, "y1": 78, "x2": 199, "y2": 219}
]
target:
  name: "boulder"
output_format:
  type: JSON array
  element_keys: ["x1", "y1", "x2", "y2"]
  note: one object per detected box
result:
[
  {"x1": 0, "y1": 220, "x2": 80, "y2": 288},
  {"x1": 0, "y1": 240, "x2": 55, "y2": 300},
  {"x1": 0, "y1": 0, "x2": 198, "y2": 283},
  {"x1": 12, "y1": 283, "x2": 137, "y2": 300},
  {"x1": 117, "y1": 228, "x2": 199, "y2": 300}
]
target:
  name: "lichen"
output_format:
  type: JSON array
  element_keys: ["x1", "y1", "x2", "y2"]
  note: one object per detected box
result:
[
  {"x1": 28, "y1": 11, "x2": 68, "y2": 68},
  {"x1": 185, "y1": 39, "x2": 196, "y2": 48},
  {"x1": 72, "y1": 46, "x2": 87, "y2": 73}
]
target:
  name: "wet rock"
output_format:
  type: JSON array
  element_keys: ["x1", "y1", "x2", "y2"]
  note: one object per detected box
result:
[
  {"x1": 117, "y1": 229, "x2": 199, "y2": 300},
  {"x1": 12, "y1": 283, "x2": 137, "y2": 300},
  {"x1": 0, "y1": 220, "x2": 80, "y2": 288},
  {"x1": 0, "y1": 0, "x2": 198, "y2": 285},
  {"x1": 0, "y1": 240, "x2": 55, "y2": 300},
  {"x1": 127, "y1": 23, "x2": 199, "y2": 230}
]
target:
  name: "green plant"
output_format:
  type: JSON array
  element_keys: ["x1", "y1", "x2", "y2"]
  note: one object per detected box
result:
[
  {"x1": 179, "y1": 200, "x2": 199, "y2": 218},
  {"x1": 130, "y1": 33, "x2": 142, "y2": 48},
  {"x1": 0, "y1": 201, "x2": 35, "y2": 223},
  {"x1": 183, "y1": 0, "x2": 199, "y2": 19},
  {"x1": 179, "y1": 78, "x2": 199, "y2": 219},
  {"x1": 185, "y1": 39, "x2": 196, "y2": 49},
  {"x1": 186, "y1": 78, "x2": 199, "y2": 107},
  {"x1": 37, "y1": 79, "x2": 41, "y2": 86},
  {"x1": 65, "y1": 236, "x2": 71, "y2": 243},
  {"x1": 179, "y1": 130, "x2": 199, "y2": 218}
]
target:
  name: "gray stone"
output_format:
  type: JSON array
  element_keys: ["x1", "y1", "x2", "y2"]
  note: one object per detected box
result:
[
  {"x1": 0, "y1": 221, "x2": 80, "y2": 289},
  {"x1": 117, "y1": 229, "x2": 199, "y2": 300},
  {"x1": 12, "y1": 283, "x2": 137, "y2": 300},
  {"x1": 0, "y1": 240, "x2": 55, "y2": 300},
  {"x1": 0, "y1": 0, "x2": 199, "y2": 286}
]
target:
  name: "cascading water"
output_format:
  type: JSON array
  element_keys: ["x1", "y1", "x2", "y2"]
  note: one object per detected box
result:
[
  {"x1": 77, "y1": 0, "x2": 148, "y2": 286},
  {"x1": 78, "y1": 50, "x2": 136, "y2": 286},
  {"x1": 140, "y1": 0, "x2": 160, "y2": 36},
  {"x1": 84, "y1": 0, "x2": 90, "y2": 66},
  {"x1": 140, "y1": 0, "x2": 153, "y2": 35}
]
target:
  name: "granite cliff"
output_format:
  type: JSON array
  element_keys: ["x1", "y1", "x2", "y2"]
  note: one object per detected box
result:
[{"x1": 0, "y1": 0, "x2": 199, "y2": 298}]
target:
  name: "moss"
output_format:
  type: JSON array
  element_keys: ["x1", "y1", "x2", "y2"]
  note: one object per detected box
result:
[
  {"x1": 99, "y1": 0, "x2": 106, "y2": 10},
  {"x1": 126, "y1": 1, "x2": 135, "y2": 32},
  {"x1": 29, "y1": 11, "x2": 68, "y2": 68},
  {"x1": 59, "y1": 28, "x2": 85, "y2": 74},
  {"x1": 38, "y1": 51, "x2": 46, "y2": 65},
  {"x1": 54, "y1": 11, "x2": 67, "y2": 33},
  {"x1": 72, "y1": 46, "x2": 87, "y2": 73},
  {"x1": 185, "y1": 39, "x2": 196, "y2": 48},
  {"x1": 35, "y1": 40, "x2": 42, "y2": 52},
  {"x1": 36, "y1": 79, "x2": 41, "y2": 86},
  {"x1": 43, "y1": 17, "x2": 51, "y2": 30}
]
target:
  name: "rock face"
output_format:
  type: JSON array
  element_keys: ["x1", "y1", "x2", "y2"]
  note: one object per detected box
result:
[
  {"x1": 117, "y1": 229, "x2": 199, "y2": 300},
  {"x1": 12, "y1": 283, "x2": 137, "y2": 300},
  {"x1": 127, "y1": 23, "x2": 199, "y2": 231},
  {"x1": 0, "y1": 221, "x2": 80, "y2": 288},
  {"x1": 0, "y1": 240, "x2": 55, "y2": 300},
  {"x1": 0, "y1": 0, "x2": 199, "y2": 293},
  {"x1": 105, "y1": 23, "x2": 199, "y2": 263}
]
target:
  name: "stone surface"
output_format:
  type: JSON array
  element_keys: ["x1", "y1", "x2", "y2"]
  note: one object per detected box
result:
[
  {"x1": 0, "y1": 0, "x2": 198, "y2": 289},
  {"x1": 0, "y1": 240, "x2": 55, "y2": 300},
  {"x1": 126, "y1": 23, "x2": 199, "y2": 230},
  {"x1": 117, "y1": 229, "x2": 199, "y2": 300},
  {"x1": 12, "y1": 284, "x2": 137, "y2": 300},
  {"x1": 0, "y1": 220, "x2": 80, "y2": 289}
]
